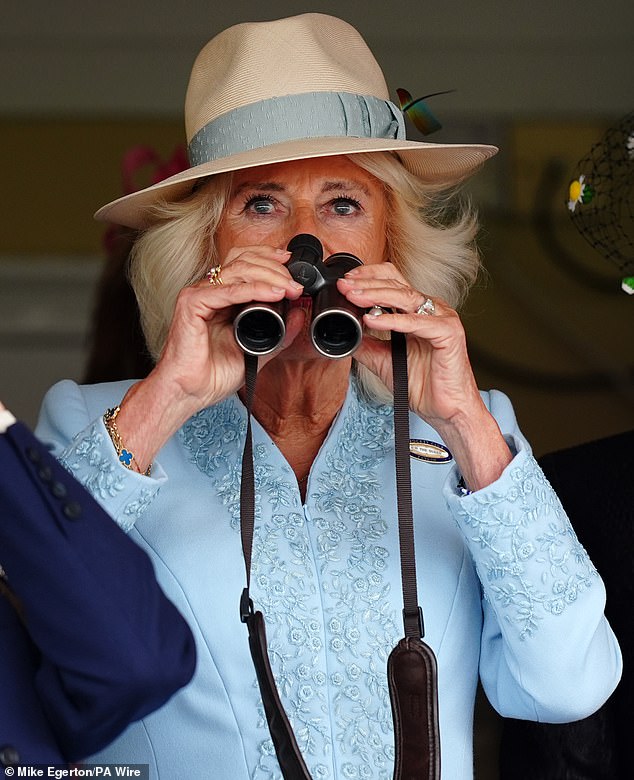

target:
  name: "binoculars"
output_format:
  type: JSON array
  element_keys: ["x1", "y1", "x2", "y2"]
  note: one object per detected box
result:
[{"x1": 233, "y1": 234, "x2": 364, "y2": 358}]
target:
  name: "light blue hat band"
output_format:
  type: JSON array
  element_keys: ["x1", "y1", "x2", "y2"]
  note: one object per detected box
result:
[{"x1": 188, "y1": 91, "x2": 406, "y2": 166}]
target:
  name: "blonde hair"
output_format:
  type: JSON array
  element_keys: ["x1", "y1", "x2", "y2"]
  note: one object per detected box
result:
[
  {"x1": 129, "y1": 173, "x2": 233, "y2": 360},
  {"x1": 130, "y1": 152, "x2": 480, "y2": 402}
]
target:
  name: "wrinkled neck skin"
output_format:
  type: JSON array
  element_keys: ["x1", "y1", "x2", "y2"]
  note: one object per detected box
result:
[{"x1": 239, "y1": 355, "x2": 351, "y2": 488}]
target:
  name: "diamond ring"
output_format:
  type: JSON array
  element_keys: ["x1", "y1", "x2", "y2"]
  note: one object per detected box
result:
[{"x1": 415, "y1": 297, "x2": 435, "y2": 316}]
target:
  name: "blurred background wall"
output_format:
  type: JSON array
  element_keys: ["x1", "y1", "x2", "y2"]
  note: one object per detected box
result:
[
  {"x1": 2, "y1": 0, "x2": 632, "y2": 441},
  {"x1": 0, "y1": 1, "x2": 632, "y2": 773}
]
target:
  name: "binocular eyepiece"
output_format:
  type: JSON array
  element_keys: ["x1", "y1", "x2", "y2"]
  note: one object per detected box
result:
[{"x1": 233, "y1": 234, "x2": 364, "y2": 358}]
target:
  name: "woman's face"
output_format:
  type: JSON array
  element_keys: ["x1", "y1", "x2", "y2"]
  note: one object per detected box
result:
[{"x1": 216, "y1": 155, "x2": 388, "y2": 266}]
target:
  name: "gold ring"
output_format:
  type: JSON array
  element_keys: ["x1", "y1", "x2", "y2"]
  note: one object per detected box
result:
[{"x1": 206, "y1": 265, "x2": 224, "y2": 286}]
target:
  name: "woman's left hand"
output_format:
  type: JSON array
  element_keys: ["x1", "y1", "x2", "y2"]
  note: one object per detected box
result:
[{"x1": 338, "y1": 263, "x2": 512, "y2": 490}]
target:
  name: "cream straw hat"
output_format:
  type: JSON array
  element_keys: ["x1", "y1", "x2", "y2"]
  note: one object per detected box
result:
[{"x1": 95, "y1": 13, "x2": 498, "y2": 229}]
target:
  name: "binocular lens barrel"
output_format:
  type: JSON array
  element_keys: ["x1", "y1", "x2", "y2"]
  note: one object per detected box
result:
[
  {"x1": 233, "y1": 304, "x2": 286, "y2": 356},
  {"x1": 310, "y1": 281, "x2": 362, "y2": 357},
  {"x1": 311, "y1": 309, "x2": 362, "y2": 358}
]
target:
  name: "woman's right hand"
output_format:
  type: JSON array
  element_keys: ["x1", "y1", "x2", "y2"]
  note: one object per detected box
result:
[{"x1": 111, "y1": 245, "x2": 304, "y2": 471}]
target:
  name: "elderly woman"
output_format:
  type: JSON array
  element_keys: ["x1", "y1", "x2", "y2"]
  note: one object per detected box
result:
[{"x1": 36, "y1": 13, "x2": 620, "y2": 780}]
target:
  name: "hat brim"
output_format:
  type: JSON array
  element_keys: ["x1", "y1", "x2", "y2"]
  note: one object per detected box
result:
[{"x1": 95, "y1": 136, "x2": 498, "y2": 229}]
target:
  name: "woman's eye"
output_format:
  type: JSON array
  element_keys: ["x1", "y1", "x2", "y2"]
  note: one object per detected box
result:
[
  {"x1": 330, "y1": 197, "x2": 362, "y2": 216},
  {"x1": 243, "y1": 195, "x2": 276, "y2": 214}
]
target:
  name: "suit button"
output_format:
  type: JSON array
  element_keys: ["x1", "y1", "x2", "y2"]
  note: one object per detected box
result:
[
  {"x1": 0, "y1": 744, "x2": 20, "y2": 766},
  {"x1": 38, "y1": 464, "x2": 53, "y2": 482},
  {"x1": 51, "y1": 480, "x2": 68, "y2": 498},
  {"x1": 63, "y1": 501, "x2": 82, "y2": 520},
  {"x1": 26, "y1": 446, "x2": 41, "y2": 463}
]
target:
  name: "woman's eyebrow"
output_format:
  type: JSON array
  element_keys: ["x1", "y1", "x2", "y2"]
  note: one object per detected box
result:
[
  {"x1": 322, "y1": 180, "x2": 372, "y2": 196},
  {"x1": 232, "y1": 181, "x2": 286, "y2": 196},
  {"x1": 231, "y1": 179, "x2": 372, "y2": 197}
]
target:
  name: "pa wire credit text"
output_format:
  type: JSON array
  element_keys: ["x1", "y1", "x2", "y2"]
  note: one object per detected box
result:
[{"x1": 4, "y1": 766, "x2": 149, "y2": 778}]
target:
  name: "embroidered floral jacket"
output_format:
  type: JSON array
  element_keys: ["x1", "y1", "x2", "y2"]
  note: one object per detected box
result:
[{"x1": 35, "y1": 379, "x2": 621, "y2": 780}]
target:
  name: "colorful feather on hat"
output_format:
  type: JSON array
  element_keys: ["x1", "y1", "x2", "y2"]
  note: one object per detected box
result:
[{"x1": 396, "y1": 88, "x2": 455, "y2": 135}]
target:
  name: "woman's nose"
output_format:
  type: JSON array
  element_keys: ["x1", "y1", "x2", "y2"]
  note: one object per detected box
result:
[{"x1": 288, "y1": 206, "x2": 323, "y2": 247}]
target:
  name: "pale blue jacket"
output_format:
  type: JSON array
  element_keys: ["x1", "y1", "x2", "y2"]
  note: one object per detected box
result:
[{"x1": 36, "y1": 379, "x2": 621, "y2": 779}]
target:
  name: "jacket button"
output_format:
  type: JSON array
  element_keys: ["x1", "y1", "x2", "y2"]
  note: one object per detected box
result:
[
  {"x1": 51, "y1": 480, "x2": 68, "y2": 498},
  {"x1": 26, "y1": 446, "x2": 41, "y2": 463},
  {"x1": 63, "y1": 501, "x2": 82, "y2": 520},
  {"x1": 38, "y1": 464, "x2": 53, "y2": 482},
  {"x1": 0, "y1": 744, "x2": 20, "y2": 766}
]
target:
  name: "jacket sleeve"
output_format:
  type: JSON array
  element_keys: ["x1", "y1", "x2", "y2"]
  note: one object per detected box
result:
[
  {"x1": 0, "y1": 419, "x2": 196, "y2": 762},
  {"x1": 443, "y1": 390, "x2": 622, "y2": 723},
  {"x1": 35, "y1": 379, "x2": 167, "y2": 532}
]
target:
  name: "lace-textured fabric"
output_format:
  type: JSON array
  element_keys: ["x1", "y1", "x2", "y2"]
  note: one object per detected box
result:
[
  {"x1": 59, "y1": 422, "x2": 161, "y2": 531},
  {"x1": 182, "y1": 389, "x2": 399, "y2": 779},
  {"x1": 60, "y1": 423, "x2": 126, "y2": 500},
  {"x1": 451, "y1": 456, "x2": 598, "y2": 640}
]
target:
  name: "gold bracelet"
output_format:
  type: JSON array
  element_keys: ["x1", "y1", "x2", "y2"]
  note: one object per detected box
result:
[{"x1": 103, "y1": 406, "x2": 151, "y2": 476}]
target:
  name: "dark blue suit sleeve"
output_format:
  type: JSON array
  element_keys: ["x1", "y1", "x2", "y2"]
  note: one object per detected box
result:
[
  {"x1": 0, "y1": 421, "x2": 196, "y2": 762},
  {"x1": 0, "y1": 593, "x2": 66, "y2": 765}
]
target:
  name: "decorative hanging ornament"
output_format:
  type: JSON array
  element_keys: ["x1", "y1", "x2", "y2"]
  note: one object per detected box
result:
[
  {"x1": 567, "y1": 111, "x2": 634, "y2": 291},
  {"x1": 621, "y1": 276, "x2": 634, "y2": 295},
  {"x1": 567, "y1": 174, "x2": 595, "y2": 212}
]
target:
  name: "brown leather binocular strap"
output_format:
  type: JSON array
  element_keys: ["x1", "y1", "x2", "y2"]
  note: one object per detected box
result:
[
  {"x1": 389, "y1": 331, "x2": 441, "y2": 780},
  {"x1": 239, "y1": 353, "x2": 312, "y2": 779},
  {"x1": 239, "y1": 335, "x2": 440, "y2": 779}
]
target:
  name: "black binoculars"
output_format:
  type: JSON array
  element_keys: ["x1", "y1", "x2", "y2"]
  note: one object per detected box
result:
[{"x1": 233, "y1": 234, "x2": 364, "y2": 358}]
